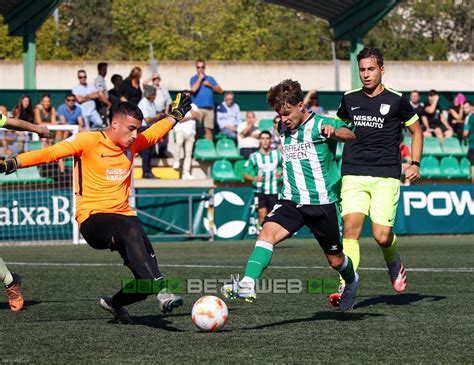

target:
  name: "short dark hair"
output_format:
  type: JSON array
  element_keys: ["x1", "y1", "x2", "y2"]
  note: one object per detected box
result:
[
  {"x1": 113, "y1": 102, "x2": 143, "y2": 121},
  {"x1": 357, "y1": 47, "x2": 384, "y2": 67},
  {"x1": 267, "y1": 79, "x2": 304, "y2": 111},
  {"x1": 428, "y1": 89, "x2": 439, "y2": 96},
  {"x1": 196, "y1": 59, "x2": 205, "y2": 66},
  {"x1": 111, "y1": 74, "x2": 122, "y2": 84},
  {"x1": 259, "y1": 130, "x2": 272, "y2": 138},
  {"x1": 411, "y1": 90, "x2": 420, "y2": 95},
  {"x1": 65, "y1": 92, "x2": 75, "y2": 99},
  {"x1": 97, "y1": 62, "x2": 107, "y2": 71},
  {"x1": 77, "y1": 69, "x2": 86, "y2": 75}
]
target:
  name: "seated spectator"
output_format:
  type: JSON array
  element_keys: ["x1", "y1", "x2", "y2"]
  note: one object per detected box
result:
[
  {"x1": 173, "y1": 94, "x2": 200, "y2": 180},
  {"x1": 237, "y1": 111, "x2": 261, "y2": 159},
  {"x1": 143, "y1": 73, "x2": 172, "y2": 115},
  {"x1": 270, "y1": 115, "x2": 282, "y2": 149},
  {"x1": 108, "y1": 74, "x2": 125, "y2": 119},
  {"x1": 12, "y1": 95, "x2": 34, "y2": 124},
  {"x1": 2, "y1": 130, "x2": 26, "y2": 155},
  {"x1": 216, "y1": 91, "x2": 240, "y2": 140},
  {"x1": 448, "y1": 93, "x2": 467, "y2": 139},
  {"x1": 34, "y1": 94, "x2": 57, "y2": 139},
  {"x1": 137, "y1": 86, "x2": 161, "y2": 179},
  {"x1": 72, "y1": 70, "x2": 103, "y2": 129},
  {"x1": 303, "y1": 89, "x2": 325, "y2": 114},
  {"x1": 462, "y1": 100, "x2": 474, "y2": 183},
  {"x1": 57, "y1": 93, "x2": 85, "y2": 138},
  {"x1": 422, "y1": 90, "x2": 453, "y2": 143},
  {"x1": 120, "y1": 66, "x2": 143, "y2": 107}
]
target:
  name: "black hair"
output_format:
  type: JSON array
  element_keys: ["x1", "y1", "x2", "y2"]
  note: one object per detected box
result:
[
  {"x1": 357, "y1": 47, "x2": 384, "y2": 67},
  {"x1": 111, "y1": 74, "x2": 122, "y2": 85},
  {"x1": 97, "y1": 62, "x2": 108, "y2": 71},
  {"x1": 114, "y1": 102, "x2": 144, "y2": 121},
  {"x1": 259, "y1": 130, "x2": 272, "y2": 138}
]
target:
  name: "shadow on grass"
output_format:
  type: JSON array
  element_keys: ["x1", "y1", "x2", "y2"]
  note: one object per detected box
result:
[
  {"x1": 244, "y1": 310, "x2": 384, "y2": 330},
  {"x1": 131, "y1": 315, "x2": 185, "y2": 331},
  {"x1": 0, "y1": 300, "x2": 41, "y2": 310},
  {"x1": 355, "y1": 293, "x2": 446, "y2": 309}
]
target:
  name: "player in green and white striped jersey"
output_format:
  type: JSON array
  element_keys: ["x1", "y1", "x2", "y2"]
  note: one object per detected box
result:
[
  {"x1": 244, "y1": 130, "x2": 283, "y2": 229},
  {"x1": 222, "y1": 80, "x2": 359, "y2": 311}
]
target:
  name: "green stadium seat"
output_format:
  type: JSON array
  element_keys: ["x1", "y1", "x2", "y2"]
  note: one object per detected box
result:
[
  {"x1": 420, "y1": 156, "x2": 442, "y2": 179},
  {"x1": 441, "y1": 137, "x2": 463, "y2": 156},
  {"x1": 460, "y1": 157, "x2": 471, "y2": 179},
  {"x1": 439, "y1": 156, "x2": 463, "y2": 179},
  {"x1": 193, "y1": 139, "x2": 220, "y2": 161},
  {"x1": 461, "y1": 141, "x2": 469, "y2": 155},
  {"x1": 258, "y1": 119, "x2": 274, "y2": 131},
  {"x1": 0, "y1": 171, "x2": 19, "y2": 183},
  {"x1": 211, "y1": 160, "x2": 239, "y2": 182},
  {"x1": 16, "y1": 167, "x2": 53, "y2": 183},
  {"x1": 28, "y1": 141, "x2": 42, "y2": 151},
  {"x1": 336, "y1": 143, "x2": 344, "y2": 159},
  {"x1": 233, "y1": 160, "x2": 247, "y2": 182},
  {"x1": 422, "y1": 137, "x2": 443, "y2": 156},
  {"x1": 215, "y1": 133, "x2": 228, "y2": 140},
  {"x1": 216, "y1": 139, "x2": 243, "y2": 160}
]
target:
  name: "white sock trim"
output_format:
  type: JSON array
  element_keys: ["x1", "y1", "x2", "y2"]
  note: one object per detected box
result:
[
  {"x1": 255, "y1": 240, "x2": 274, "y2": 251},
  {"x1": 338, "y1": 256, "x2": 349, "y2": 272}
]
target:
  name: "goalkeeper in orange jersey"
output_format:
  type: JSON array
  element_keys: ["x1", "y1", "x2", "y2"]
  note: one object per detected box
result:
[
  {"x1": 0, "y1": 94, "x2": 192, "y2": 323},
  {"x1": 0, "y1": 112, "x2": 49, "y2": 311}
]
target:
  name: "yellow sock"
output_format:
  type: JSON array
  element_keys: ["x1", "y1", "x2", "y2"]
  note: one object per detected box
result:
[
  {"x1": 339, "y1": 239, "x2": 360, "y2": 286},
  {"x1": 381, "y1": 234, "x2": 398, "y2": 263}
]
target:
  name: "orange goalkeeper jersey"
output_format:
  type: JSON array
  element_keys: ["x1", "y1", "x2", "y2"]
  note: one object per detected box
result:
[{"x1": 17, "y1": 118, "x2": 174, "y2": 224}]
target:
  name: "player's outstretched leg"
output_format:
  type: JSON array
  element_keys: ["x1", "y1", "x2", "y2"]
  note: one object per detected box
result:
[
  {"x1": 1, "y1": 258, "x2": 24, "y2": 312},
  {"x1": 329, "y1": 238, "x2": 361, "y2": 307},
  {"x1": 221, "y1": 240, "x2": 274, "y2": 303},
  {"x1": 100, "y1": 296, "x2": 134, "y2": 324},
  {"x1": 381, "y1": 235, "x2": 407, "y2": 293}
]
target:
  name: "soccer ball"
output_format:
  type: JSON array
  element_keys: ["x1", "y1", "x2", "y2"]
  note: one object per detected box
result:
[{"x1": 191, "y1": 295, "x2": 228, "y2": 332}]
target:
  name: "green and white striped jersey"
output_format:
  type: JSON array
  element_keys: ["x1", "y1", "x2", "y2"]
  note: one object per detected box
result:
[
  {"x1": 281, "y1": 112, "x2": 348, "y2": 205},
  {"x1": 245, "y1": 149, "x2": 282, "y2": 195}
]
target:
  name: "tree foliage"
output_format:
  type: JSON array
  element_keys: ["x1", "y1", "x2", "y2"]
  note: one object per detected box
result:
[{"x1": 0, "y1": 0, "x2": 471, "y2": 61}]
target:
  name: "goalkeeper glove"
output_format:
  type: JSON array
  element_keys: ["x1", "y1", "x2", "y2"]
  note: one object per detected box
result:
[
  {"x1": 168, "y1": 92, "x2": 192, "y2": 122},
  {"x1": 0, "y1": 157, "x2": 19, "y2": 175}
]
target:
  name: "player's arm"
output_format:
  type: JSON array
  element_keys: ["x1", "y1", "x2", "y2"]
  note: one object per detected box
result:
[
  {"x1": 336, "y1": 94, "x2": 350, "y2": 122},
  {"x1": 0, "y1": 133, "x2": 86, "y2": 174},
  {"x1": 318, "y1": 115, "x2": 355, "y2": 142},
  {"x1": 243, "y1": 159, "x2": 262, "y2": 182},
  {"x1": 1, "y1": 114, "x2": 50, "y2": 138},
  {"x1": 400, "y1": 96, "x2": 422, "y2": 182},
  {"x1": 132, "y1": 93, "x2": 191, "y2": 153}
]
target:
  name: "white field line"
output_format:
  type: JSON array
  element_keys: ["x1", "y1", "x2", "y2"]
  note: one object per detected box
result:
[{"x1": 4, "y1": 262, "x2": 474, "y2": 273}]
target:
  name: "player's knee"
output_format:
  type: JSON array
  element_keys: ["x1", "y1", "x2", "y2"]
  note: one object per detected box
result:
[
  {"x1": 326, "y1": 253, "x2": 344, "y2": 270},
  {"x1": 374, "y1": 231, "x2": 392, "y2": 247}
]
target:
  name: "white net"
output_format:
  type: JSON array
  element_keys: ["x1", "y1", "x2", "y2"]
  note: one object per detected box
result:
[{"x1": 0, "y1": 124, "x2": 79, "y2": 245}]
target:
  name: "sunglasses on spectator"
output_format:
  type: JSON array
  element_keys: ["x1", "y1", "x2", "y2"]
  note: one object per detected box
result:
[
  {"x1": 196, "y1": 66, "x2": 205, "y2": 69},
  {"x1": 67, "y1": 98, "x2": 75, "y2": 102},
  {"x1": 78, "y1": 75, "x2": 87, "y2": 79}
]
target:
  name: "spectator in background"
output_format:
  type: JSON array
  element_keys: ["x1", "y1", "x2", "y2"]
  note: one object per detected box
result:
[
  {"x1": 270, "y1": 115, "x2": 282, "y2": 149},
  {"x1": 216, "y1": 91, "x2": 240, "y2": 140},
  {"x1": 12, "y1": 95, "x2": 34, "y2": 124},
  {"x1": 173, "y1": 92, "x2": 200, "y2": 180},
  {"x1": 142, "y1": 73, "x2": 172, "y2": 157},
  {"x1": 34, "y1": 94, "x2": 56, "y2": 127},
  {"x1": 409, "y1": 90, "x2": 425, "y2": 118},
  {"x1": 463, "y1": 100, "x2": 474, "y2": 183},
  {"x1": 108, "y1": 74, "x2": 124, "y2": 119},
  {"x1": 422, "y1": 90, "x2": 453, "y2": 143},
  {"x1": 57, "y1": 93, "x2": 84, "y2": 138},
  {"x1": 72, "y1": 70, "x2": 103, "y2": 130},
  {"x1": 94, "y1": 62, "x2": 112, "y2": 125},
  {"x1": 137, "y1": 86, "x2": 160, "y2": 179},
  {"x1": 143, "y1": 74, "x2": 172, "y2": 115},
  {"x1": 120, "y1": 66, "x2": 143, "y2": 106},
  {"x1": 448, "y1": 93, "x2": 467, "y2": 139},
  {"x1": 303, "y1": 89, "x2": 325, "y2": 115},
  {"x1": 237, "y1": 111, "x2": 261, "y2": 159},
  {"x1": 190, "y1": 59, "x2": 223, "y2": 140}
]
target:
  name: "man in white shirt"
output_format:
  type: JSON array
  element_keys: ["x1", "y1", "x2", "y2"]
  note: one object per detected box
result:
[
  {"x1": 173, "y1": 96, "x2": 201, "y2": 180},
  {"x1": 216, "y1": 91, "x2": 241, "y2": 140},
  {"x1": 237, "y1": 111, "x2": 261, "y2": 159},
  {"x1": 137, "y1": 86, "x2": 161, "y2": 179},
  {"x1": 72, "y1": 70, "x2": 104, "y2": 130}
]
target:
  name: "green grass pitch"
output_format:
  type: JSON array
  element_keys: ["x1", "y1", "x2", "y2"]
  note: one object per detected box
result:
[{"x1": 1, "y1": 236, "x2": 473, "y2": 363}]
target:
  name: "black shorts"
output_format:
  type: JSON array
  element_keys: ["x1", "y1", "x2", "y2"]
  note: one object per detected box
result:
[
  {"x1": 255, "y1": 193, "x2": 278, "y2": 211},
  {"x1": 80, "y1": 213, "x2": 155, "y2": 266},
  {"x1": 263, "y1": 200, "x2": 343, "y2": 255},
  {"x1": 468, "y1": 149, "x2": 474, "y2": 165}
]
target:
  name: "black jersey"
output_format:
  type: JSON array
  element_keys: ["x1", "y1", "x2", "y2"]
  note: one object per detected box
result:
[{"x1": 337, "y1": 86, "x2": 418, "y2": 179}]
